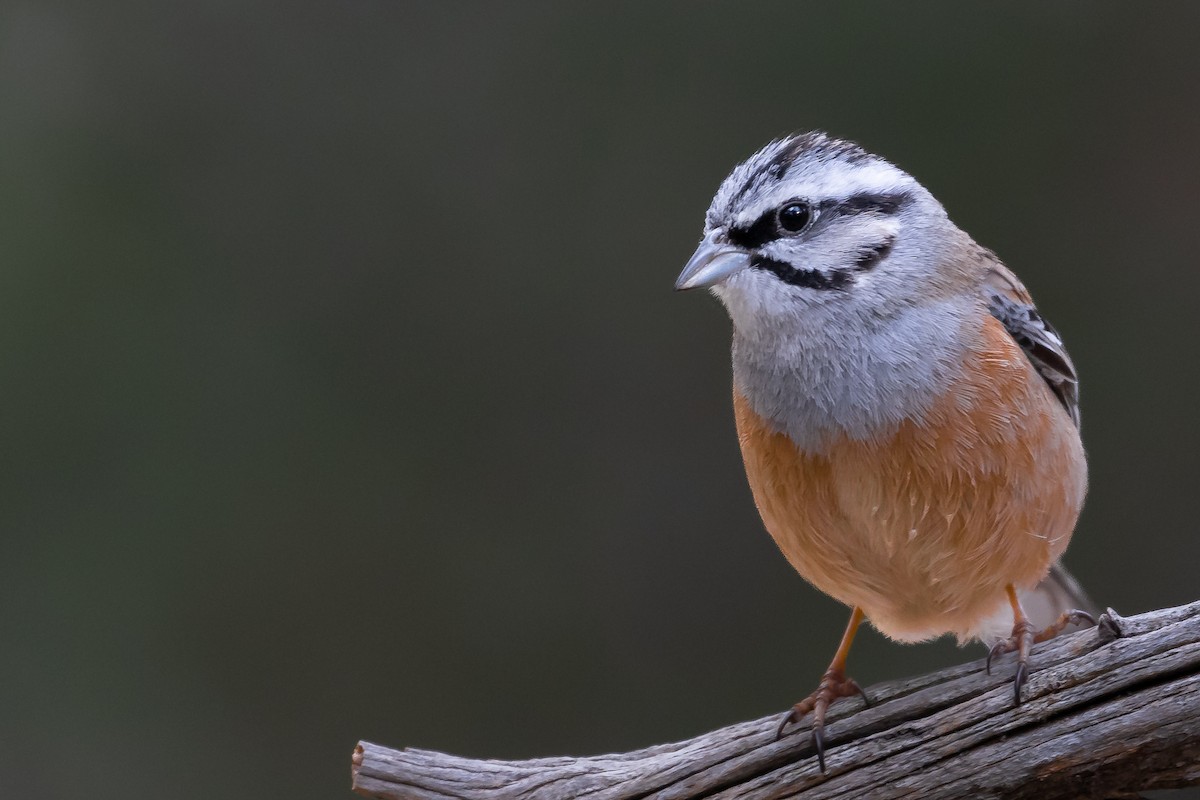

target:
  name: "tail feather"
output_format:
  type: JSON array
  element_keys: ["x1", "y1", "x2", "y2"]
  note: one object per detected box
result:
[
  {"x1": 974, "y1": 562, "x2": 1096, "y2": 645},
  {"x1": 1020, "y1": 562, "x2": 1098, "y2": 629}
]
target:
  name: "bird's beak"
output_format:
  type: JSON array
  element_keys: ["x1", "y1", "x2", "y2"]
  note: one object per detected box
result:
[{"x1": 674, "y1": 232, "x2": 751, "y2": 291}]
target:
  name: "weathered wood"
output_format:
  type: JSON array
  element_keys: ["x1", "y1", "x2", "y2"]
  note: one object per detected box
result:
[{"x1": 352, "y1": 601, "x2": 1200, "y2": 800}]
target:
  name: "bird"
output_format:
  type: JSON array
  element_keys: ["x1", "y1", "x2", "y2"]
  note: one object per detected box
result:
[{"x1": 674, "y1": 132, "x2": 1095, "y2": 771}]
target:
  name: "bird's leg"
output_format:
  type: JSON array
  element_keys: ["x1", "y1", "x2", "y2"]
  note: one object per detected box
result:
[
  {"x1": 986, "y1": 584, "x2": 1095, "y2": 703},
  {"x1": 775, "y1": 606, "x2": 869, "y2": 772}
]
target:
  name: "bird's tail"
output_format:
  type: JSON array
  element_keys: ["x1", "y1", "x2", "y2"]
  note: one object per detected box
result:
[
  {"x1": 973, "y1": 562, "x2": 1097, "y2": 645},
  {"x1": 1019, "y1": 562, "x2": 1098, "y2": 630}
]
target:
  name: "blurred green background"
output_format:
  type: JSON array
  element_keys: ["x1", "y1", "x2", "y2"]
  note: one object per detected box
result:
[{"x1": 2, "y1": 3, "x2": 1198, "y2": 798}]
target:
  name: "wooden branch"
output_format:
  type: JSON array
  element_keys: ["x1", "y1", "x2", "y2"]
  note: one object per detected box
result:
[{"x1": 352, "y1": 601, "x2": 1200, "y2": 800}]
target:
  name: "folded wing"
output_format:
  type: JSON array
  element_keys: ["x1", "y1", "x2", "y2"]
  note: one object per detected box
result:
[{"x1": 983, "y1": 263, "x2": 1081, "y2": 428}]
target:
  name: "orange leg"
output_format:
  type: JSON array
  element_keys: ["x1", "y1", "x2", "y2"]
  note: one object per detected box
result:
[
  {"x1": 986, "y1": 584, "x2": 1095, "y2": 703},
  {"x1": 776, "y1": 606, "x2": 869, "y2": 772}
]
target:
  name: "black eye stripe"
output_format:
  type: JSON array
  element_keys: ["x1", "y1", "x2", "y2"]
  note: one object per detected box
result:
[
  {"x1": 726, "y1": 212, "x2": 778, "y2": 249},
  {"x1": 726, "y1": 191, "x2": 909, "y2": 250},
  {"x1": 834, "y1": 192, "x2": 907, "y2": 216}
]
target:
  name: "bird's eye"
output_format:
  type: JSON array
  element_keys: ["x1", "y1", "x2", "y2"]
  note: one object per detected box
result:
[{"x1": 777, "y1": 202, "x2": 812, "y2": 233}]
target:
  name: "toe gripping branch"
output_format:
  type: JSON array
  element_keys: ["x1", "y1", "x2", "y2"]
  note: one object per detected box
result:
[
  {"x1": 778, "y1": 593, "x2": 1098, "y2": 775},
  {"x1": 775, "y1": 668, "x2": 870, "y2": 772},
  {"x1": 987, "y1": 585, "x2": 1096, "y2": 703},
  {"x1": 775, "y1": 607, "x2": 869, "y2": 773}
]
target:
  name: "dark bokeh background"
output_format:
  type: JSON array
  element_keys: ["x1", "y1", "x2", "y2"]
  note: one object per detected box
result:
[{"x1": 2, "y1": 3, "x2": 1198, "y2": 798}]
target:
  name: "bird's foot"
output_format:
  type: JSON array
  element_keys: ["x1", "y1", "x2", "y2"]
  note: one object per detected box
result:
[
  {"x1": 986, "y1": 609, "x2": 1095, "y2": 703},
  {"x1": 775, "y1": 668, "x2": 869, "y2": 772}
]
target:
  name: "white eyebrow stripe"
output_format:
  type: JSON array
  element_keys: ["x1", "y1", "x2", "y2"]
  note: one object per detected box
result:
[
  {"x1": 732, "y1": 161, "x2": 914, "y2": 229},
  {"x1": 814, "y1": 160, "x2": 912, "y2": 200},
  {"x1": 704, "y1": 132, "x2": 921, "y2": 234}
]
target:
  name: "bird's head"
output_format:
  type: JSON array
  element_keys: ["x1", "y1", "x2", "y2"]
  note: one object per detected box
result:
[{"x1": 676, "y1": 132, "x2": 962, "y2": 332}]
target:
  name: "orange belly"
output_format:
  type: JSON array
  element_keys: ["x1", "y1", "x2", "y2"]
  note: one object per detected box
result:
[{"x1": 734, "y1": 316, "x2": 1087, "y2": 642}]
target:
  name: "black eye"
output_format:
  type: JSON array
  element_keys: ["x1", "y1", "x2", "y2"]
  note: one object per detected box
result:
[{"x1": 777, "y1": 202, "x2": 812, "y2": 233}]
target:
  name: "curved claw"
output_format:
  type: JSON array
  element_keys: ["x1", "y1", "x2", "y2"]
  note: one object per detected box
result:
[
  {"x1": 985, "y1": 641, "x2": 1006, "y2": 675},
  {"x1": 774, "y1": 709, "x2": 797, "y2": 740},
  {"x1": 846, "y1": 678, "x2": 871, "y2": 708},
  {"x1": 1069, "y1": 610, "x2": 1096, "y2": 629},
  {"x1": 812, "y1": 727, "x2": 827, "y2": 773},
  {"x1": 775, "y1": 672, "x2": 867, "y2": 775},
  {"x1": 1013, "y1": 661, "x2": 1028, "y2": 704}
]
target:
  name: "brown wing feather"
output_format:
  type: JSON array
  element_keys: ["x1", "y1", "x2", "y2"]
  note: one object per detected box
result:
[
  {"x1": 983, "y1": 263, "x2": 1080, "y2": 428},
  {"x1": 982, "y1": 263, "x2": 1091, "y2": 635}
]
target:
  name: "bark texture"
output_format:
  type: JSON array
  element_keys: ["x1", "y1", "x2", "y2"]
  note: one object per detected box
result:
[{"x1": 352, "y1": 602, "x2": 1200, "y2": 800}]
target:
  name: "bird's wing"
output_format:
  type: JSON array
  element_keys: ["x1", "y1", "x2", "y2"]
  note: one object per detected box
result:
[{"x1": 983, "y1": 263, "x2": 1081, "y2": 428}]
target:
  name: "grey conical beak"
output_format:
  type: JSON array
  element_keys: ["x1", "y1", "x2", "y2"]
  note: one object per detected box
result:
[{"x1": 674, "y1": 232, "x2": 751, "y2": 291}]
